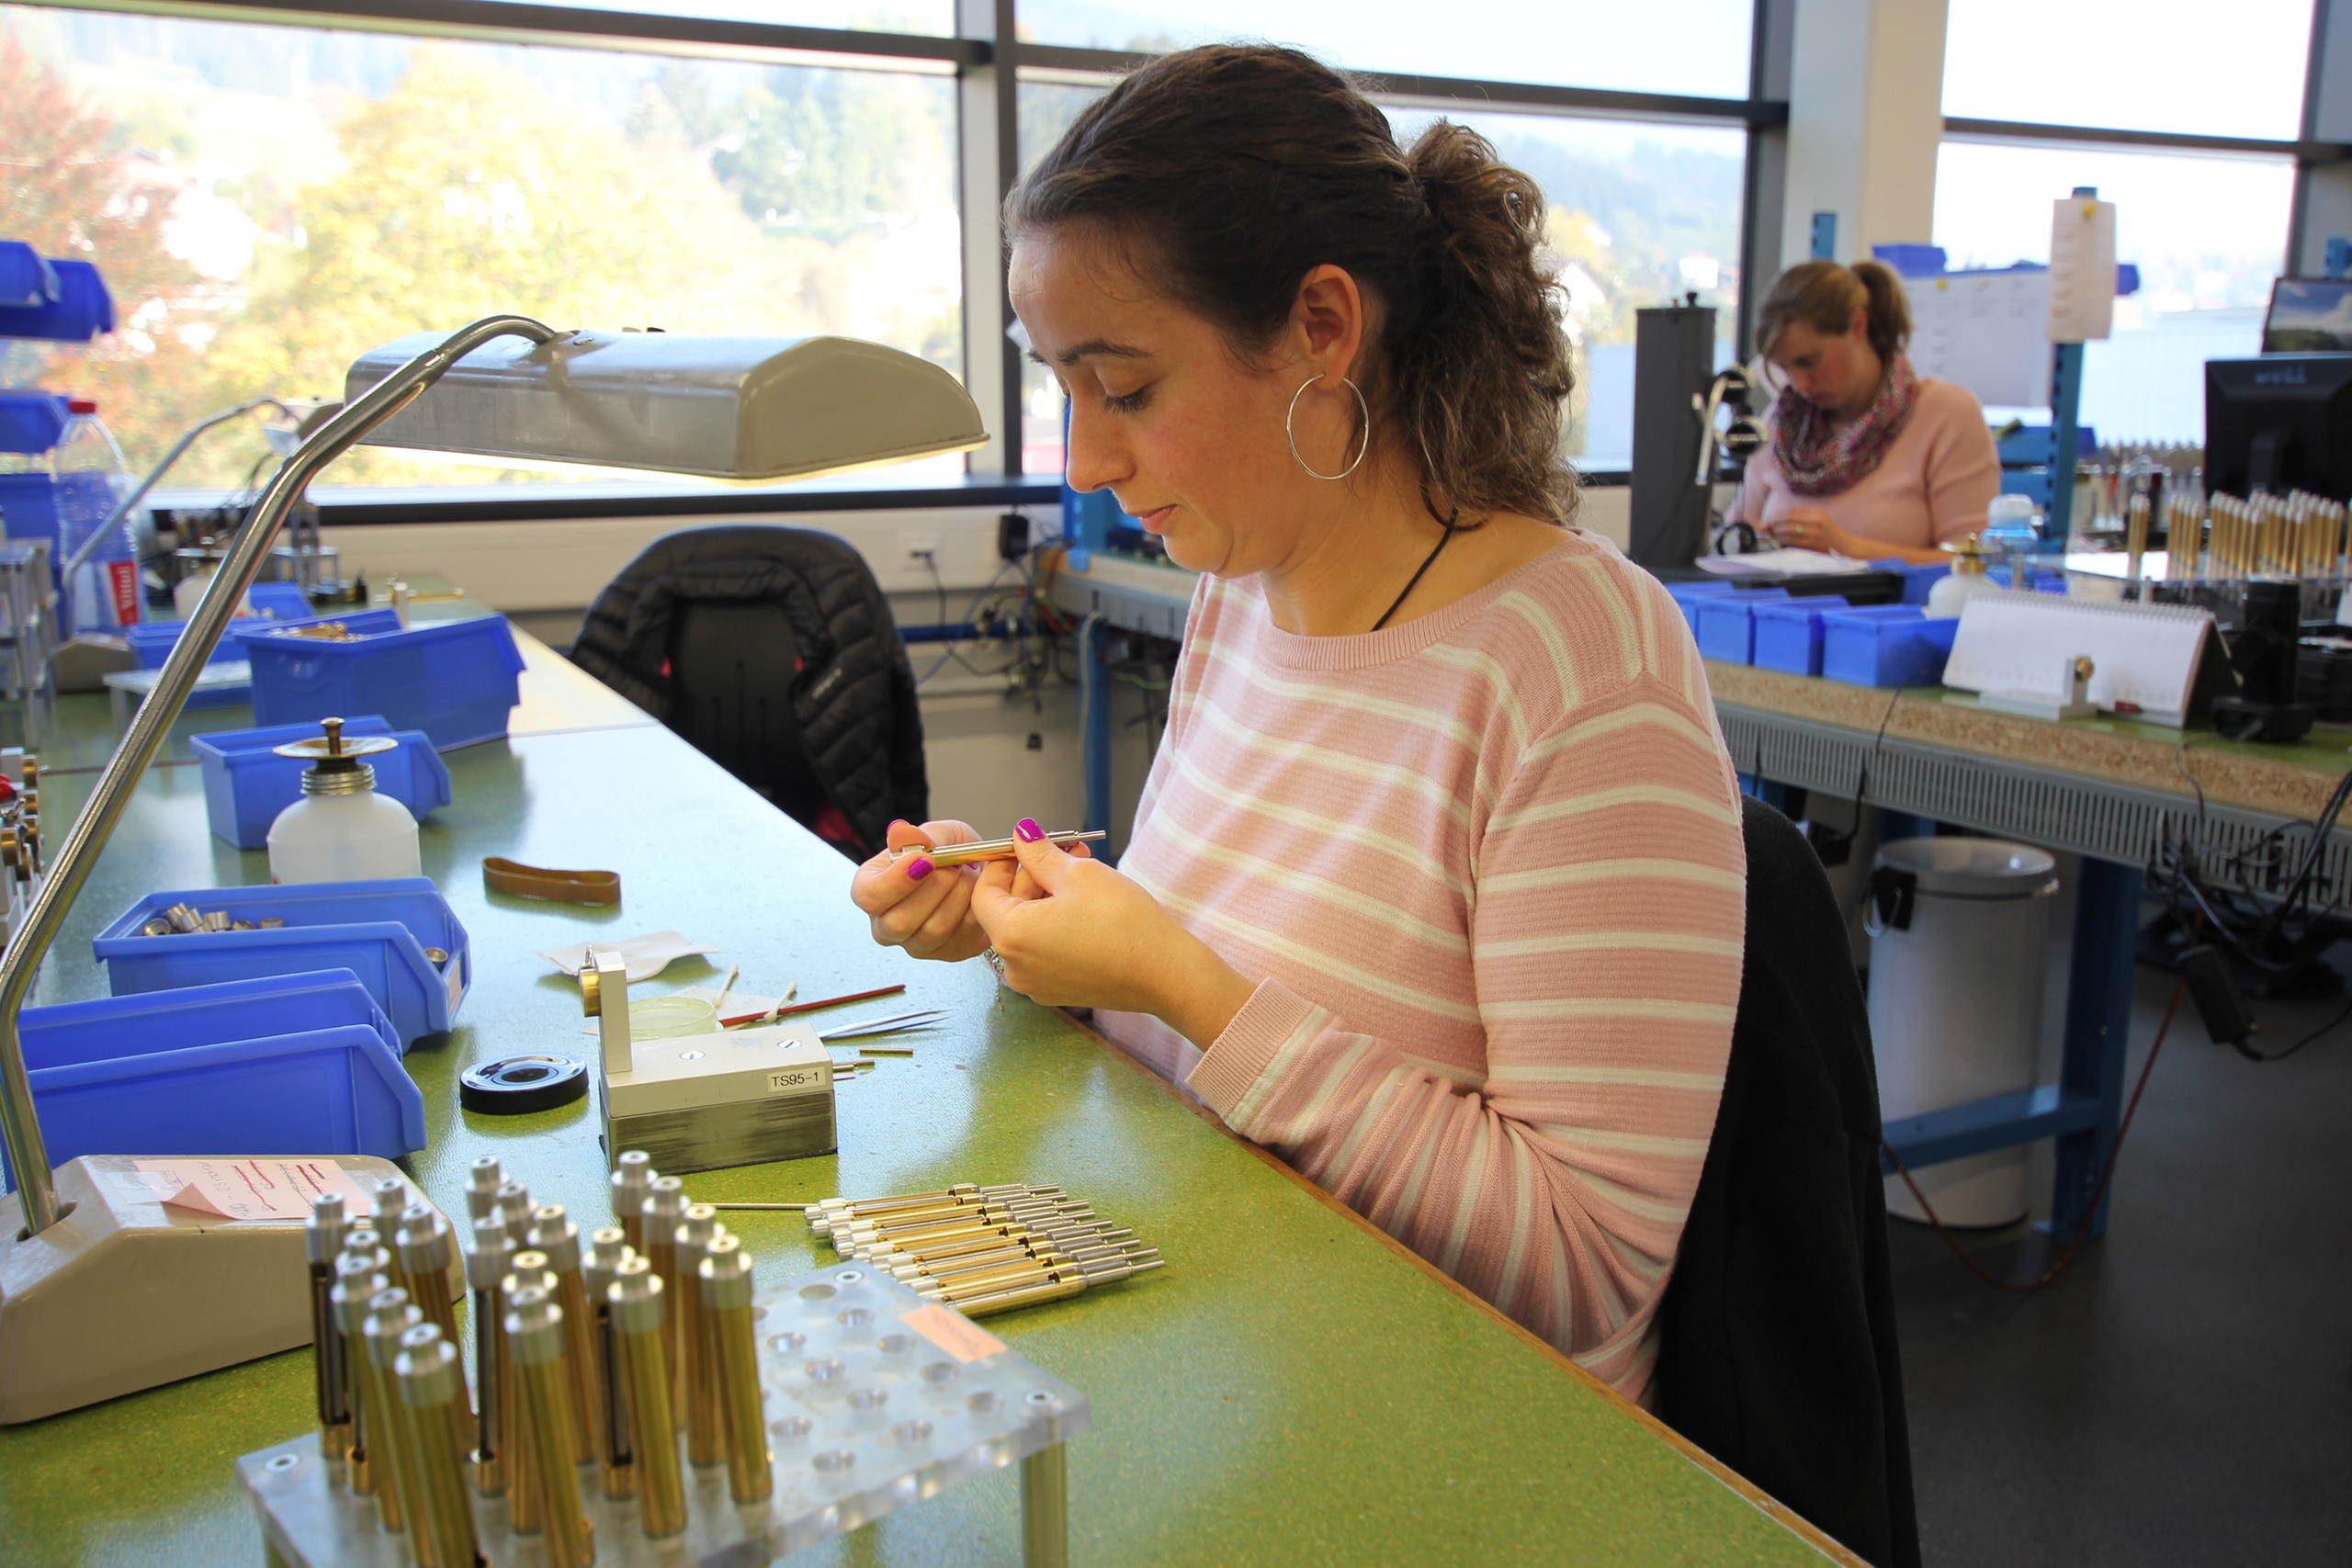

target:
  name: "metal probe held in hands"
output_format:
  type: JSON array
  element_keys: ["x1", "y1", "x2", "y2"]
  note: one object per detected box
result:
[{"x1": 882, "y1": 829, "x2": 1105, "y2": 867}]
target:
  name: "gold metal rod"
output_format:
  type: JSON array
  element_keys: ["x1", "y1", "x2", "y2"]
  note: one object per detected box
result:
[
  {"x1": 844, "y1": 1205, "x2": 1091, "y2": 1256},
  {"x1": 611, "y1": 1151, "x2": 655, "y2": 1255},
  {"x1": 699, "y1": 1237, "x2": 772, "y2": 1505},
  {"x1": 466, "y1": 1216, "x2": 514, "y2": 1498},
  {"x1": 500, "y1": 1259, "x2": 558, "y2": 1538},
  {"x1": 466, "y1": 1156, "x2": 503, "y2": 1226},
  {"x1": 1022, "y1": 1442, "x2": 1070, "y2": 1568},
  {"x1": 398, "y1": 1208, "x2": 460, "y2": 1348},
  {"x1": 641, "y1": 1178, "x2": 687, "y2": 1399},
  {"x1": 871, "y1": 1219, "x2": 1115, "y2": 1269},
  {"x1": 527, "y1": 1205, "x2": 605, "y2": 1461},
  {"x1": 395, "y1": 1328, "x2": 483, "y2": 1568},
  {"x1": 306, "y1": 1194, "x2": 352, "y2": 1467},
  {"x1": 673, "y1": 1206, "x2": 725, "y2": 1465},
  {"x1": 842, "y1": 1194, "x2": 1080, "y2": 1242},
  {"x1": 815, "y1": 1188, "x2": 1057, "y2": 1236},
  {"x1": 329, "y1": 1256, "x2": 388, "y2": 1499},
  {"x1": 582, "y1": 1228, "x2": 637, "y2": 1503},
  {"x1": 610, "y1": 1258, "x2": 686, "y2": 1539},
  {"x1": 507, "y1": 1286, "x2": 595, "y2": 1568},
  {"x1": 361, "y1": 1291, "x2": 427, "y2": 1548}
]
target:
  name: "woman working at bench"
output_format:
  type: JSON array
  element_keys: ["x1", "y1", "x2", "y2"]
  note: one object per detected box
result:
[
  {"x1": 852, "y1": 44, "x2": 1746, "y2": 1403},
  {"x1": 1736, "y1": 259, "x2": 2003, "y2": 567}
]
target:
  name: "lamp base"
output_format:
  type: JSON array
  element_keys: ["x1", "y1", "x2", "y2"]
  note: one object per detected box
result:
[{"x1": 0, "y1": 1154, "x2": 456, "y2": 1424}]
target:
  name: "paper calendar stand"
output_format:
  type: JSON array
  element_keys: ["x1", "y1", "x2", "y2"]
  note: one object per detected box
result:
[{"x1": 1944, "y1": 592, "x2": 2234, "y2": 728}]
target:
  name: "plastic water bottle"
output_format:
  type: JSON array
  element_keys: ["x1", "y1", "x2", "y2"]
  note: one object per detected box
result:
[
  {"x1": 51, "y1": 399, "x2": 139, "y2": 637},
  {"x1": 1980, "y1": 493, "x2": 2042, "y2": 592}
]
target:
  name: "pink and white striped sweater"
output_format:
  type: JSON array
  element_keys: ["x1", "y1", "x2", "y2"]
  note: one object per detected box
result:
[{"x1": 1092, "y1": 530, "x2": 1747, "y2": 1399}]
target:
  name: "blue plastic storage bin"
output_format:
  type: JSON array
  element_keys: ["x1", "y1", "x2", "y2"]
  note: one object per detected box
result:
[
  {"x1": 0, "y1": 472, "x2": 61, "y2": 559},
  {"x1": 0, "y1": 389, "x2": 68, "y2": 454},
  {"x1": 190, "y1": 716, "x2": 453, "y2": 850},
  {"x1": 93, "y1": 879, "x2": 470, "y2": 1046},
  {"x1": 1666, "y1": 580, "x2": 1741, "y2": 633},
  {"x1": 1821, "y1": 607, "x2": 1962, "y2": 688},
  {"x1": 1694, "y1": 590, "x2": 1792, "y2": 664},
  {"x1": 226, "y1": 606, "x2": 403, "y2": 649},
  {"x1": 125, "y1": 594, "x2": 382, "y2": 671},
  {"x1": 1863, "y1": 559, "x2": 1951, "y2": 607},
  {"x1": 1751, "y1": 597, "x2": 1853, "y2": 677},
  {"x1": 126, "y1": 621, "x2": 248, "y2": 671},
  {"x1": 246, "y1": 615, "x2": 525, "y2": 750},
  {"x1": 6, "y1": 970, "x2": 421, "y2": 1179}
]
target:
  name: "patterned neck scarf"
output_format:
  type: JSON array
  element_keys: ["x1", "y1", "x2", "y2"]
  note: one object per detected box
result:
[{"x1": 1771, "y1": 353, "x2": 1919, "y2": 497}]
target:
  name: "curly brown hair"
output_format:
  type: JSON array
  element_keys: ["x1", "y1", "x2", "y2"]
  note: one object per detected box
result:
[{"x1": 1006, "y1": 44, "x2": 1578, "y2": 525}]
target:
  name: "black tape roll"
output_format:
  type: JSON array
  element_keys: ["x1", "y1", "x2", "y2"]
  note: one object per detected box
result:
[{"x1": 459, "y1": 1054, "x2": 589, "y2": 1115}]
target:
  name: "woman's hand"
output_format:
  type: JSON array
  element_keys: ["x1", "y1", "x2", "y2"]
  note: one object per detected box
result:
[
  {"x1": 969, "y1": 819, "x2": 1256, "y2": 1045},
  {"x1": 851, "y1": 818, "x2": 993, "y2": 963},
  {"x1": 1767, "y1": 505, "x2": 1867, "y2": 558},
  {"x1": 852, "y1": 818, "x2": 1099, "y2": 964}
]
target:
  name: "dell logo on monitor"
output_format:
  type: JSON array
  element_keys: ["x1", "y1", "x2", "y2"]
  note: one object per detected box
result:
[{"x1": 2254, "y1": 367, "x2": 2307, "y2": 386}]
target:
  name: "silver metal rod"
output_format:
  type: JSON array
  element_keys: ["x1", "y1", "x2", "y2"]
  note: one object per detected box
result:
[
  {"x1": 0, "y1": 315, "x2": 560, "y2": 1235},
  {"x1": 58, "y1": 397, "x2": 295, "y2": 578},
  {"x1": 1021, "y1": 1442, "x2": 1069, "y2": 1568}
]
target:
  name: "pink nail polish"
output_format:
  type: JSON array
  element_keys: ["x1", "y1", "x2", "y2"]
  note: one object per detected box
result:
[
  {"x1": 906, "y1": 857, "x2": 933, "y2": 881},
  {"x1": 1015, "y1": 818, "x2": 1043, "y2": 843}
]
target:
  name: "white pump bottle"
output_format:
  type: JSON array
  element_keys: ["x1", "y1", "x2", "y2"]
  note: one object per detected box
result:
[{"x1": 266, "y1": 716, "x2": 423, "y2": 884}]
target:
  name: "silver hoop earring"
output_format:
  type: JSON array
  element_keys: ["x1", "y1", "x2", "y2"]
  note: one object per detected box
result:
[{"x1": 1285, "y1": 374, "x2": 1370, "y2": 480}]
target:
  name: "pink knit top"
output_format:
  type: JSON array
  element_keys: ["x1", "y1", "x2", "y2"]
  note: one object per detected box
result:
[
  {"x1": 1092, "y1": 530, "x2": 1747, "y2": 1400},
  {"x1": 1736, "y1": 377, "x2": 2002, "y2": 550}
]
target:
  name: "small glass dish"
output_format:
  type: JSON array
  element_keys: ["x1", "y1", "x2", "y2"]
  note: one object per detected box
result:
[{"x1": 628, "y1": 994, "x2": 720, "y2": 1038}]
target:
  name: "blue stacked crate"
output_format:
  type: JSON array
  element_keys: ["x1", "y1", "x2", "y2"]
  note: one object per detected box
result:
[
  {"x1": 1694, "y1": 589, "x2": 1792, "y2": 664},
  {"x1": 94, "y1": 879, "x2": 470, "y2": 1046},
  {"x1": 245, "y1": 614, "x2": 526, "y2": 750},
  {"x1": 4, "y1": 971, "x2": 423, "y2": 1182},
  {"x1": 1821, "y1": 606, "x2": 1962, "y2": 688},
  {"x1": 1750, "y1": 597, "x2": 1853, "y2": 677}
]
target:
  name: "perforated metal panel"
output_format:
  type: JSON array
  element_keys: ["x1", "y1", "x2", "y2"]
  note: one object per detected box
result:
[{"x1": 1718, "y1": 704, "x2": 2352, "y2": 908}]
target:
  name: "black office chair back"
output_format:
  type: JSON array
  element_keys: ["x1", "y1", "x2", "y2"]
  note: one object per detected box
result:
[
  {"x1": 1652, "y1": 794, "x2": 1921, "y2": 1568},
  {"x1": 571, "y1": 525, "x2": 927, "y2": 860}
]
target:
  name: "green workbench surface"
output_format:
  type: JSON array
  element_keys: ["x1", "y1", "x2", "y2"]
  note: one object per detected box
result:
[{"x1": 0, "y1": 656, "x2": 1846, "y2": 1568}]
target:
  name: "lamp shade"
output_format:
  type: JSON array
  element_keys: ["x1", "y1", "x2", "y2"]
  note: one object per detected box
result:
[{"x1": 345, "y1": 330, "x2": 986, "y2": 481}]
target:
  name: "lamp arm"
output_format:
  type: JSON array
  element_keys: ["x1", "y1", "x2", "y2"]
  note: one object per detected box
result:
[
  {"x1": 59, "y1": 398, "x2": 300, "y2": 580},
  {"x1": 0, "y1": 315, "x2": 559, "y2": 1236}
]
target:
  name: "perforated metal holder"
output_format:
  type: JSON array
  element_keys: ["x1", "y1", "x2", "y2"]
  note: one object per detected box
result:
[{"x1": 235, "y1": 1262, "x2": 1089, "y2": 1566}]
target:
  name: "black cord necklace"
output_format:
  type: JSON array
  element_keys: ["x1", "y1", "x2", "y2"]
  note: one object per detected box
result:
[{"x1": 1370, "y1": 508, "x2": 1463, "y2": 632}]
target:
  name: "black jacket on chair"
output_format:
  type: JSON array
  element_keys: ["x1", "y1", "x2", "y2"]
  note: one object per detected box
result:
[
  {"x1": 1653, "y1": 795, "x2": 1921, "y2": 1568},
  {"x1": 570, "y1": 525, "x2": 927, "y2": 860}
]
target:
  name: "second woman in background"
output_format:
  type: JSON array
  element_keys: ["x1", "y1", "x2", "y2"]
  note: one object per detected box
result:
[{"x1": 1737, "y1": 259, "x2": 2001, "y2": 565}]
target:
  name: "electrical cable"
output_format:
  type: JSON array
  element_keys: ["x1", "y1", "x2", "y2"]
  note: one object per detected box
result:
[{"x1": 1883, "y1": 976, "x2": 2183, "y2": 1294}]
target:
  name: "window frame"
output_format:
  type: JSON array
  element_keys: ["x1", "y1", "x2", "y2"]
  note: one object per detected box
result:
[{"x1": 10, "y1": 0, "x2": 1790, "y2": 515}]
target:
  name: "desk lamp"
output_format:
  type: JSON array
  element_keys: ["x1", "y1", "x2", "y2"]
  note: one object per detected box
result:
[{"x1": 0, "y1": 315, "x2": 986, "y2": 1421}]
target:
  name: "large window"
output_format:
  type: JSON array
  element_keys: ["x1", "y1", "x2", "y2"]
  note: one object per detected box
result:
[
  {"x1": 1014, "y1": 84, "x2": 1747, "y2": 475},
  {"x1": 5, "y1": 2, "x2": 1772, "y2": 502},
  {"x1": 1016, "y1": 1, "x2": 1755, "y2": 99},
  {"x1": 0, "y1": 6, "x2": 961, "y2": 491},
  {"x1": 1936, "y1": 0, "x2": 2321, "y2": 448},
  {"x1": 1932, "y1": 141, "x2": 2296, "y2": 445},
  {"x1": 1943, "y1": 0, "x2": 2314, "y2": 141}
]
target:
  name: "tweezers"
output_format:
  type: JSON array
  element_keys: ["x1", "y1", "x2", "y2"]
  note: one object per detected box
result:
[{"x1": 815, "y1": 1009, "x2": 946, "y2": 1042}]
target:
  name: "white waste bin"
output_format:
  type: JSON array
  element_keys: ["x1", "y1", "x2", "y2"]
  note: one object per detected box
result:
[{"x1": 1866, "y1": 836, "x2": 2059, "y2": 1227}]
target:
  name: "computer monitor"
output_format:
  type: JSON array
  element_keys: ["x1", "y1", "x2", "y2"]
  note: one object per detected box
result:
[
  {"x1": 2203, "y1": 355, "x2": 2352, "y2": 502},
  {"x1": 2263, "y1": 278, "x2": 2352, "y2": 354}
]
